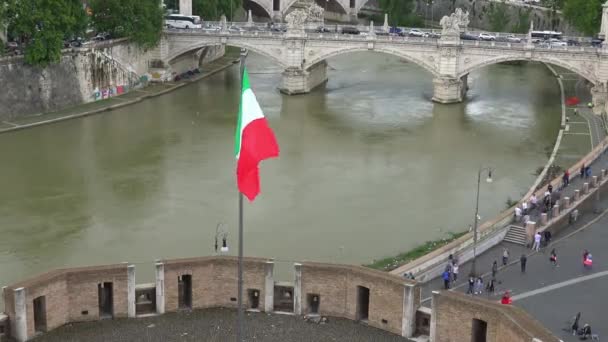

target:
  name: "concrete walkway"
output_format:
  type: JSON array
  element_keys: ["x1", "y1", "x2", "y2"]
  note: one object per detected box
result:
[{"x1": 420, "y1": 149, "x2": 608, "y2": 340}]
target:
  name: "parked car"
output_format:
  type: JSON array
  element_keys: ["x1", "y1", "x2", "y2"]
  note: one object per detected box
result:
[
  {"x1": 341, "y1": 26, "x2": 360, "y2": 35},
  {"x1": 408, "y1": 29, "x2": 425, "y2": 37},
  {"x1": 316, "y1": 26, "x2": 331, "y2": 33},
  {"x1": 506, "y1": 35, "x2": 521, "y2": 43},
  {"x1": 64, "y1": 37, "x2": 84, "y2": 48},
  {"x1": 479, "y1": 33, "x2": 496, "y2": 41},
  {"x1": 425, "y1": 32, "x2": 441, "y2": 39},
  {"x1": 92, "y1": 32, "x2": 111, "y2": 41},
  {"x1": 460, "y1": 33, "x2": 478, "y2": 40},
  {"x1": 228, "y1": 26, "x2": 245, "y2": 33},
  {"x1": 591, "y1": 38, "x2": 604, "y2": 48}
]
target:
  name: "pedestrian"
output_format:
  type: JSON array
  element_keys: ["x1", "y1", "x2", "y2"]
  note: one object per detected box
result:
[
  {"x1": 550, "y1": 248, "x2": 558, "y2": 267},
  {"x1": 514, "y1": 206, "x2": 522, "y2": 221},
  {"x1": 574, "y1": 108, "x2": 578, "y2": 115},
  {"x1": 452, "y1": 263, "x2": 459, "y2": 282},
  {"x1": 532, "y1": 232, "x2": 541, "y2": 251},
  {"x1": 520, "y1": 254, "x2": 527, "y2": 273},
  {"x1": 442, "y1": 270, "x2": 451, "y2": 289},
  {"x1": 584, "y1": 253, "x2": 593, "y2": 269},
  {"x1": 530, "y1": 194, "x2": 538, "y2": 210},
  {"x1": 467, "y1": 276, "x2": 475, "y2": 294},
  {"x1": 583, "y1": 249, "x2": 589, "y2": 263},
  {"x1": 548, "y1": 183, "x2": 553, "y2": 193},
  {"x1": 502, "y1": 248, "x2": 509, "y2": 266},
  {"x1": 474, "y1": 277, "x2": 484, "y2": 295},
  {"x1": 580, "y1": 164, "x2": 585, "y2": 178},
  {"x1": 566, "y1": 116, "x2": 570, "y2": 123},
  {"x1": 562, "y1": 170, "x2": 570, "y2": 187},
  {"x1": 522, "y1": 201, "x2": 528, "y2": 215},
  {"x1": 544, "y1": 230, "x2": 552, "y2": 247},
  {"x1": 486, "y1": 276, "x2": 495, "y2": 293},
  {"x1": 491, "y1": 260, "x2": 498, "y2": 278},
  {"x1": 571, "y1": 312, "x2": 581, "y2": 336},
  {"x1": 543, "y1": 194, "x2": 551, "y2": 213},
  {"x1": 501, "y1": 291, "x2": 512, "y2": 305},
  {"x1": 585, "y1": 166, "x2": 591, "y2": 178}
]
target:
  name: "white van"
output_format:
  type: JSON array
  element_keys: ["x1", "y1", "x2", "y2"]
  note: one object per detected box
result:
[{"x1": 165, "y1": 15, "x2": 202, "y2": 29}]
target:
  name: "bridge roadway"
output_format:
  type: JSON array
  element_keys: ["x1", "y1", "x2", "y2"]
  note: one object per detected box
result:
[{"x1": 150, "y1": 21, "x2": 608, "y2": 113}]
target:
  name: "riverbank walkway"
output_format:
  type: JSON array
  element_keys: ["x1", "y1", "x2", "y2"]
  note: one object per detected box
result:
[
  {"x1": 420, "y1": 129, "x2": 608, "y2": 341},
  {"x1": 0, "y1": 54, "x2": 239, "y2": 134}
]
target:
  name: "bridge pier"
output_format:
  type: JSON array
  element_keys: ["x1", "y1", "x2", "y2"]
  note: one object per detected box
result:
[
  {"x1": 279, "y1": 61, "x2": 328, "y2": 95},
  {"x1": 432, "y1": 74, "x2": 468, "y2": 104},
  {"x1": 591, "y1": 84, "x2": 608, "y2": 115}
]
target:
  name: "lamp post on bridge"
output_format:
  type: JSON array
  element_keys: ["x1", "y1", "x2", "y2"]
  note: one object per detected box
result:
[{"x1": 469, "y1": 166, "x2": 495, "y2": 278}]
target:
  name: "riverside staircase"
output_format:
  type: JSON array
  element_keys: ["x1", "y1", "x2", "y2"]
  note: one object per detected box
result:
[{"x1": 503, "y1": 225, "x2": 527, "y2": 245}]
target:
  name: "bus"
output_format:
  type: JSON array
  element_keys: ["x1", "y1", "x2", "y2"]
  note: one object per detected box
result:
[
  {"x1": 530, "y1": 30, "x2": 563, "y2": 41},
  {"x1": 165, "y1": 15, "x2": 202, "y2": 29}
]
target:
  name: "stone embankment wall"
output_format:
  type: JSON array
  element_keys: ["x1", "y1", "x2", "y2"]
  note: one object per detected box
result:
[
  {"x1": 0, "y1": 257, "x2": 558, "y2": 342},
  {"x1": 0, "y1": 40, "x2": 225, "y2": 121},
  {"x1": 414, "y1": 0, "x2": 577, "y2": 35},
  {"x1": 1, "y1": 257, "x2": 420, "y2": 342},
  {"x1": 431, "y1": 291, "x2": 559, "y2": 342}
]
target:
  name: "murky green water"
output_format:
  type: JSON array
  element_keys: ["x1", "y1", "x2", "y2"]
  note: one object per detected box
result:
[{"x1": 0, "y1": 52, "x2": 563, "y2": 295}]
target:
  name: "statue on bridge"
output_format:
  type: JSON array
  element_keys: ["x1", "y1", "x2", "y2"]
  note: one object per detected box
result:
[
  {"x1": 286, "y1": 9, "x2": 308, "y2": 30},
  {"x1": 440, "y1": 8, "x2": 469, "y2": 36}
]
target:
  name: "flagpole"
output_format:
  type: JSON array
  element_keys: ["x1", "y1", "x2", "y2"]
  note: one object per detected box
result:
[{"x1": 237, "y1": 48, "x2": 247, "y2": 342}]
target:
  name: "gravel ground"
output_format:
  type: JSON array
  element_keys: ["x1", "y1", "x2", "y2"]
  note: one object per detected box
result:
[{"x1": 31, "y1": 308, "x2": 411, "y2": 342}]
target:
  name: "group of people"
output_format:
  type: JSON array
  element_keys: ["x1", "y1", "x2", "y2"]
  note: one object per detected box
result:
[
  {"x1": 441, "y1": 254, "x2": 459, "y2": 289},
  {"x1": 570, "y1": 312, "x2": 596, "y2": 340}
]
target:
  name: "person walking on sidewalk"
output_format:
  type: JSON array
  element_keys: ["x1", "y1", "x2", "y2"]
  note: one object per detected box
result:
[
  {"x1": 474, "y1": 277, "x2": 484, "y2": 295},
  {"x1": 452, "y1": 263, "x2": 459, "y2": 282},
  {"x1": 532, "y1": 232, "x2": 542, "y2": 251},
  {"x1": 520, "y1": 254, "x2": 527, "y2": 273},
  {"x1": 467, "y1": 276, "x2": 475, "y2": 294},
  {"x1": 530, "y1": 194, "x2": 538, "y2": 210},
  {"x1": 550, "y1": 248, "x2": 558, "y2": 267},
  {"x1": 562, "y1": 170, "x2": 570, "y2": 187},
  {"x1": 502, "y1": 248, "x2": 509, "y2": 266},
  {"x1": 580, "y1": 164, "x2": 585, "y2": 178},
  {"x1": 491, "y1": 260, "x2": 498, "y2": 278},
  {"x1": 442, "y1": 270, "x2": 451, "y2": 289}
]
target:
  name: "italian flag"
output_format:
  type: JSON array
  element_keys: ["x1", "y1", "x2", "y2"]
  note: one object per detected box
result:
[{"x1": 235, "y1": 67, "x2": 280, "y2": 201}]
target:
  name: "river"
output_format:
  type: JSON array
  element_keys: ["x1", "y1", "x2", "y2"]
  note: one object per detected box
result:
[{"x1": 0, "y1": 52, "x2": 562, "y2": 290}]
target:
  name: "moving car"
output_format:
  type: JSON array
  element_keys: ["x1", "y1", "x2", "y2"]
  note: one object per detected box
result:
[
  {"x1": 460, "y1": 33, "x2": 478, "y2": 40},
  {"x1": 341, "y1": 26, "x2": 360, "y2": 35},
  {"x1": 408, "y1": 29, "x2": 425, "y2": 37},
  {"x1": 479, "y1": 33, "x2": 496, "y2": 41},
  {"x1": 389, "y1": 27, "x2": 402, "y2": 34},
  {"x1": 425, "y1": 32, "x2": 441, "y2": 39},
  {"x1": 316, "y1": 26, "x2": 331, "y2": 33},
  {"x1": 506, "y1": 35, "x2": 521, "y2": 43},
  {"x1": 549, "y1": 38, "x2": 567, "y2": 47}
]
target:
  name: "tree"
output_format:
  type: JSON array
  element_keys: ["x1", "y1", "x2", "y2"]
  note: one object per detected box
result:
[
  {"x1": 563, "y1": 0, "x2": 602, "y2": 36},
  {"x1": 487, "y1": 2, "x2": 509, "y2": 32},
  {"x1": 10, "y1": 0, "x2": 87, "y2": 66},
  {"x1": 379, "y1": 0, "x2": 420, "y2": 27},
  {"x1": 90, "y1": 0, "x2": 164, "y2": 49}
]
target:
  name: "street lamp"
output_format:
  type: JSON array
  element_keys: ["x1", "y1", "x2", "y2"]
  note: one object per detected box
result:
[
  {"x1": 215, "y1": 223, "x2": 229, "y2": 254},
  {"x1": 469, "y1": 166, "x2": 494, "y2": 277},
  {"x1": 430, "y1": 1, "x2": 434, "y2": 28}
]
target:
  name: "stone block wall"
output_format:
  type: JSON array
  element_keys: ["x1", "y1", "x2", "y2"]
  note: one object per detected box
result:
[
  {"x1": 2, "y1": 264, "x2": 128, "y2": 341},
  {"x1": 431, "y1": 291, "x2": 558, "y2": 342},
  {"x1": 299, "y1": 262, "x2": 418, "y2": 336},
  {"x1": 163, "y1": 256, "x2": 267, "y2": 312}
]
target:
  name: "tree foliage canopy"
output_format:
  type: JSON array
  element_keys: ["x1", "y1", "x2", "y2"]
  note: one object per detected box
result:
[
  {"x1": 90, "y1": 0, "x2": 164, "y2": 49},
  {"x1": 562, "y1": 0, "x2": 602, "y2": 36},
  {"x1": 379, "y1": 0, "x2": 421, "y2": 27},
  {"x1": 10, "y1": 0, "x2": 87, "y2": 66},
  {"x1": 191, "y1": 0, "x2": 241, "y2": 21}
]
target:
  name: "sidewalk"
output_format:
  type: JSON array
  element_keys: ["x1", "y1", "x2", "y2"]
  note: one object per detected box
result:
[
  {"x1": 420, "y1": 151, "x2": 608, "y2": 340},
  {"x1": 0, "y1": 55, "x2": 239, "y2": 134}
]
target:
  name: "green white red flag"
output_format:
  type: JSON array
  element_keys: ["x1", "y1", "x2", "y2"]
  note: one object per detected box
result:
[{"x1": 234, "y1": 67, "x2": 279, "y2": 201}]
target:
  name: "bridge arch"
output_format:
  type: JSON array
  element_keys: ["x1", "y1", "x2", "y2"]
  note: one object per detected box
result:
[
  {"x1": 458, "y1": 55, "x2": 597, "y2": 85},
  {"x1": 165, "y1": 40, "x2": 287, "y2": 68},
  {"x1": 304, "y1": 46, "x2": 440, "y2": 77},
  {"x1": 244, "y1": 0, "x2": 273, "y2": 18}
]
